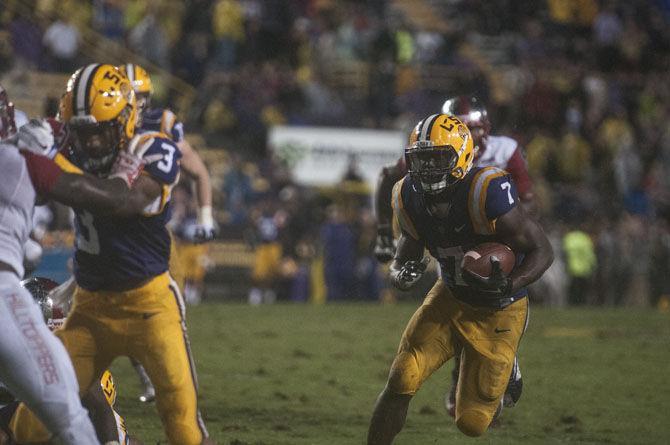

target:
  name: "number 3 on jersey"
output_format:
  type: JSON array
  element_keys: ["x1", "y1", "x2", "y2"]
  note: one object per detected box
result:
[
  {"x1": 76, "y1": 211, "x2": 100, "y2": 254},
  {"x1": 157, "y1": 142, "x2": 175, "y2": 173}
]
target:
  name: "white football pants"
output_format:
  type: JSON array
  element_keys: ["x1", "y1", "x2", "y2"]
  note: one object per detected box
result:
[{"x1": 0, "y1": 271, "x2": 100, "y2": 444}]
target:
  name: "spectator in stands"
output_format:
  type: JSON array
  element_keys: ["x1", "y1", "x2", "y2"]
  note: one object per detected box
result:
[
  {"x1": 615, "y1": 212, "x2": 651, "y2": 306},
  {"x1": 7, "y1": 10, "x2": 42, "y2": 70},
  {"x1": 593, "y1": 1, "x2": 623, "y2": 71},
  {"x1": 42, "y1": 13, "x2": 80, "y2": 72},
  {"x1": 248, "y1": 198, "x2": 283, "y2": 305},
  {"x1": 563, "y1": 223, "x2": 597, "y2": 305},
  {"x1": 320, "y1": 203, "x2": 357, "y2": 301},
  {"x1": 128, "y1": 4, "x2": 170, "y2": 68},
  {"x1": 222, "y1": 153, "x2": 254, "y2": 228},
  {"x1": 92, "y1": 0, "x2": 125, "y2": 42},
  {"x1": 211, "y1": 0, "x2": 245, "y2": 71}
]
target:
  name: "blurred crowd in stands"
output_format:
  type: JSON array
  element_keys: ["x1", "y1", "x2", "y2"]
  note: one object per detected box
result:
[{"x1": 1, "y1": 0, "x2": 670, "y2": 308}]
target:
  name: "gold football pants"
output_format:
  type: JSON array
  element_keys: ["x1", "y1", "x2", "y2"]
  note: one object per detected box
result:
[
  {"x1": 387, "y1": 278, "x2": 528, "y2": 437},
  {"x1": 10, "y1": 272, "x2": 207, "y2": 444}
]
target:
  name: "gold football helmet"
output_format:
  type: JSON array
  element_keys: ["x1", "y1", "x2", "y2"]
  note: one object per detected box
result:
[
  {"x1": 60, "y1": 64, "x2": 137, "y2": 174},
  {"x1": 100, "y1": 370, "x2": 117, "y2": 406},
  {"x1": 118, "y1": 63, "x2": 153, "y2": 115},
  {"x1": 405, "y1": 113, "x2": 474, "y2": 194}
]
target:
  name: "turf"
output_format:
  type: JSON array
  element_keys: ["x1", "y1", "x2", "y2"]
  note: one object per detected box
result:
[{"x1": 110, "y1": 303, "x2": 670, "y2": 444}]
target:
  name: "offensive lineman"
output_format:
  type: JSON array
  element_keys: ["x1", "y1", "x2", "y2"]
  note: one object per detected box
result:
[{"x1": 367, "y1": 114, "x2": 552, "y2": 443}]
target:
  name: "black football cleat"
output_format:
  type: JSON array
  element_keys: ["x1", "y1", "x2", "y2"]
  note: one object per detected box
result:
[
  {"x1": 138, "y1": 384, "x2": 156, "y2": 403},
  {"x1": 444, "y1": 358, "x2": 460, "y2": 418},
  {"x1": 503, "y1": 356, "x2": 522, "y2": 408}
]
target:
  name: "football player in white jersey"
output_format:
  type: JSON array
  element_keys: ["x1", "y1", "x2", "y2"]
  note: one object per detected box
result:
[
  {"x1": 0, "y1": 84, "x2": 144, "y2": 445},
  {"x1": 1, "y1": 277, "x2": 142, "y2": 444}
]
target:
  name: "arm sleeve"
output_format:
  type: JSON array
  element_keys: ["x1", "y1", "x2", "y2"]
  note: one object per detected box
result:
[
  {"x1": 504, "y1": 148, "x2": 533, "y2": 197},
  {"x1": 21, "y1": 151, "x2": 64, "y2": 196}
]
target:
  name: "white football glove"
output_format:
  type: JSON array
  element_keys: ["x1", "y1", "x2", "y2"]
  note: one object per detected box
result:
[{"x1": 16, "y1": 119, "x2": 57, "y2": 158}]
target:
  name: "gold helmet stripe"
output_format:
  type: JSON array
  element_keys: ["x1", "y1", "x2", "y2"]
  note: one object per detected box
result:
[
  {"x1": 73, "y1": 64, "x2": 101, "y2": 116},
  {"x1": 418, "y1": 113, "x2": 439, "y2": 142}
]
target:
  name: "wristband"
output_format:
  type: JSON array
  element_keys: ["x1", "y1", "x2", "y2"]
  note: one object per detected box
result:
[{"x1": 198, "y1": 205, "x2": 214, "y2": 226}]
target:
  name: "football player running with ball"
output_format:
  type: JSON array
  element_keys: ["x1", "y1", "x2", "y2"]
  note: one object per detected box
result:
[
  {"x1": 367, "y1": 114, "x2": 553, "y2": 443},
  {"x1": 373, "y1": 95, "x2": 536, "y2": 417},
  {"x1": 9, "y1": 64, "x2": 213, "y2": 444}
]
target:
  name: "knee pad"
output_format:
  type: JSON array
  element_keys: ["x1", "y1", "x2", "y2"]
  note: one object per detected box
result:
[
  {"x1": 387, "y1": 351, "x2": 421, "y2": 395},
  {"x1": 477, "y1": 357, "x2": 508, "y2": 401},
  {"x1": 456, "y1": 409, "x2": 489, "y2": 437}
]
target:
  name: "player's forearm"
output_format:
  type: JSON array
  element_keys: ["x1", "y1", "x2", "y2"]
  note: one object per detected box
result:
[
  {"x1": 178, "y1": 140, "x2": 213, "y2": 207},
  {"x1": 194, "y1": 172, "x2": 213, "y2": 208},
  {"x1": 49, "y1": 174, "x2": 131, "y2": 215},
  {"x1": 519, "y1": 194, "x2": 539, "y2": 220},
  {"x1": 508, "y1": 239, "x2": 553, "y2": 293}
]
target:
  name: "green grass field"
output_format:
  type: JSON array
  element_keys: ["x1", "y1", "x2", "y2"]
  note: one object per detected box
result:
[{"x1": 110, "y1": 303, "x2": 670, "y2": 444}]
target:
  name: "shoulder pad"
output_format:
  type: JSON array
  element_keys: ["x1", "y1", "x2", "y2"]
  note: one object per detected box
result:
[
  {"x1": 468, "y1": 166, "x2": 515, "y2": 235},
  {"x1": 129, "y1": 133, "x2": 182, "y2": 186},
  {"x1": 391, "y1": 176, "x2": 420, "y2": 240}
]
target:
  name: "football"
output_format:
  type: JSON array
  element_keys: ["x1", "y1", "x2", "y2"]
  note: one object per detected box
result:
[{"x1": 461, "y1": 242, "x2": 516, "y2": 278}]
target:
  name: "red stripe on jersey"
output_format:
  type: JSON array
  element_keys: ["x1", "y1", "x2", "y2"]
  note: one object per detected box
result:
[
  {"x1": 21, "y1": 151, "x2": 63, "y2": 196},
  {"x1": 505, "y1": 148, "x2": 533, "y2": 198}
]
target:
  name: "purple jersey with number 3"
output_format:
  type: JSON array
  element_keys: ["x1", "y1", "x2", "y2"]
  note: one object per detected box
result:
[{"x1": 72, "y1": 134, "x2": 182, "y2": 291}]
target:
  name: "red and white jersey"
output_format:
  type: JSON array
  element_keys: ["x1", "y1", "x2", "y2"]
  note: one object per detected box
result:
[
  {"x1": 0, "y1": 143, "x2": 37, "y2": 277},
  {"x1": 475, "y1": 135, "x2": 532, "y2": 197},
  {"x1": 0, "y1": 141, "x2": 65, "y2": 277}
]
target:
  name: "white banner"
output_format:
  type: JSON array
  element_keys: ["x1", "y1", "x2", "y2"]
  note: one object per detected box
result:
[{"x1": 268, "y1": 126, "x2": 405, "y2": 187}]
